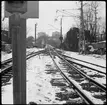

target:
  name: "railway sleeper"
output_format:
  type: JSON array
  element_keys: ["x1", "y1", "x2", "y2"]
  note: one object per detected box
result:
[
  {"x1": 58, "y1": 56, "x2": 106, "y2": 92},
  {"x1": 49, "y1": 48, "x2": 106, "y2": 104}
]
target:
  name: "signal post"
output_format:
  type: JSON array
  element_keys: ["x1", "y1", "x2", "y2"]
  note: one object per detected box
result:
[
  {"x1": 5, "y1": 1, "x2": 27, "y2": 104},
  {"x1": 11, "y1": 15, "x2": 26, "y2": 104},
  {"x1": 5, "y1": 1, "x2": 39, "y2": 104}
]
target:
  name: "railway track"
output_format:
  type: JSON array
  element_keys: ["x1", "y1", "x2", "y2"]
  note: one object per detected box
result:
[
  {"x1": 59, "y1": 52, "x2": 106, "y2": 75},
  {"x1": 49, "y1": 46, "x2": 106, "y2": 83},
  {"x1": 56, "y1": 49, "x2": 106, "y2": 87},
  {"x1": 1, "y1": 50, "x2": 45, "y2": 86},
  {"x1": 46, "y1": 46, "x2": 106, "y2": 104}
]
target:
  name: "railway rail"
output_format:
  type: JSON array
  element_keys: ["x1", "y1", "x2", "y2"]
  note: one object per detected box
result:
[
  {"x1": 50, "y1": 46, "x2": 106, "y2": 74},
  {"x1": 2, "y1": 46, "x2": 106, "y2": 104},
  {"x1": 61, "y1": 53, "x2": 106, "y2": 68},
  {"x1": 59, "y1": 53, "x2": 106, "y2": 74},
  {"x1": 46, "y1": 46, "x2": 106, "y2": 104},
  {"x1": 1, "y1": 50, "x2": 45, "y2": 85}
]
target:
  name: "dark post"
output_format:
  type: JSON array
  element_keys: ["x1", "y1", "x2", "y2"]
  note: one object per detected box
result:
[
  {"x1": 79, "y1": 1, "x2": 85, "y2": 54},
  {"x1": 94, "y1": 3, "x2": 97, "y2": 42},
  {"x1": 11, "y1": 13, "x2": 26, "y2": 104},
  {"x1": 60, "y1": 17, "x2": 63, "y2": 48},
  {"x1": 35, "y1": 24, "x2": 37, "y2": 45}
]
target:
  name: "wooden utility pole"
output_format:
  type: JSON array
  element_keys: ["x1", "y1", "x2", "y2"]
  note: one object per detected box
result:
[
  {"x1": 11, "y1": 13, "x2": 26, "y2": 104},
  {"x1": 94, "y1": 2, "x2": 97, "y2": 42},
  {"x1": 35, "y1": 23, "x2": 37, "y2": 45},
  {"x1": 60, "y1": 16, "x2": 63, "y2": 48},
  {"x1": 79, "y1": 1, "x2": 85, "y2": 54}
]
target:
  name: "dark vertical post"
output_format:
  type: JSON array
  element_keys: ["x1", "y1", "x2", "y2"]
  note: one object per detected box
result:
[
  {"x1": 82, "y1": 1, "x2": 85, "y2": 54},
  {"x1": 60, "y1": 16, "x2": 63, "y2": 48},
  {"x1": 11, "y1": 13, "x2": 26, "y2": 104},
  {"x1": 79, "y1": 1, "x2": 85, "y2": 54},
  {"x1": 35, "y1": 24, "x2": 37, "y2": 45},
  {"x1": 94, "y1": 3, "x2": 97, "y2": 42}
]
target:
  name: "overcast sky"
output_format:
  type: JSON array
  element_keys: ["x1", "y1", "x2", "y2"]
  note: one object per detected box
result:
[
  {"x1": 27, "y1": 1, "x2": 106, "y2": 38},
  {"x1": 27, "y1": 1, "x2": 79, "y2": 37},
  {"x1": 2, "y1": 1, "x2": 106, "y2": 38}
]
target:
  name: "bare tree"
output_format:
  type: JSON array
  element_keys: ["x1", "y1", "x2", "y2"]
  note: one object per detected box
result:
[
  {"x1": 83, "y1": 1, "x2": 105, "y2": 42},
  {"x1": 91, "y1": 1, "x2": 99, "y2": 38}
]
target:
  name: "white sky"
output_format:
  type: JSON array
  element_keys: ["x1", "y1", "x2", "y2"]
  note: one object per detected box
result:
[
  {"x1": 2, "y1": 1, "x2": 106, "y2": 38},
  {"x1": 28, "y1": 1, "x2": 106, "y2": 38},
  {"x1": 27, "y1": 1, "x2": 79, "y2": 37}
]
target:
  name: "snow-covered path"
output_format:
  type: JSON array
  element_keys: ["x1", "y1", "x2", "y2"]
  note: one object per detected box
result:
[
  {"x1": 2, "y1": 53, "x2": 66, "y2": 104},
  {"x1": 26, "y1": 54, "x2": 66, "y2": 104}
]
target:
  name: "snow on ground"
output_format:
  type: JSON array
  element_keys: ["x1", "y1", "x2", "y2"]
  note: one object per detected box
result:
[
  {"x1": 61, "y1": 51, "x2": 106, "y2": 85},
  {"x1": 1, "y1": 51, "x2": 12, "y2": 62},
  {"x1": 54, "y1": 55, "x2": 106, "y2": 104},
  {"x1": 26, "y1": 55, "x2": 66, "y2": 104},
  {"x1": 59, "y1": 50, "x2": 106, "y2": 85},
  {"x1": 1, "y1": 48, "x2": 106, "y2": 104},
  {"x1": 1, "y1": 48, "x2": 43, "y2": 62},
  {"x1": 26, "y1": 48, "x2": 43, "y2": 53},
  {"x1": 2, "y1": 53, "x2": 66, "y2": 104},
  {"x1": 82, "y1": 90, "x2": 104, "y2": 104},
  {"x1": 2, "y1": 78, "x2": 13, "y2": 104},
  {"x1": 62, "y1": 51, "x2": 106, "y2": 67},
  {"x1": 69, "y1": 58, "x2": 106, "y2": 74}
]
